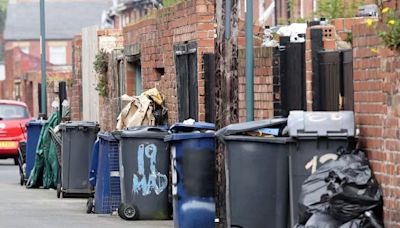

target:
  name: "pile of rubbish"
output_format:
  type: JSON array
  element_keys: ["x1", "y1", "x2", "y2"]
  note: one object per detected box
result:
[
  {"x1": 295, "y1": 148, "x2": 383, "y2": 228},
  {"x1": 116, "y1": 88, "x2": 168, "y2": 130}
]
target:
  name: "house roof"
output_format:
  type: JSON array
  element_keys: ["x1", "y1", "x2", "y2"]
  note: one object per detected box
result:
[{"x1": 4, "y1": 0, "x2": 112, "y2": 40}]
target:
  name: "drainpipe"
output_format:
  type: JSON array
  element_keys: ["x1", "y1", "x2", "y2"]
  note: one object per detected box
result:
[
  {"x1": 245, "y1": 0, "x2": 254, "y2": 121},
  {"x1": 40, "y1": 0, "x2": 47, "y2": 117}
]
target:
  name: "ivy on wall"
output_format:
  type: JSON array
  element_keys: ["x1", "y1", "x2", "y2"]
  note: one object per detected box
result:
[{"x1": 93, "y1": 49, "x2": 109, "y2": 97}]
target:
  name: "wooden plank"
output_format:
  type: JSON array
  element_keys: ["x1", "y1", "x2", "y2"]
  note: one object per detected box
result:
[
  {"x1": 311, "y1": 29, "x2": 323, "y2": 111},
  {"x1": 82, "y1": 26, "x2": 99, "y2": 122},
  {"x1": 215, "y1": 0, "x2": 239, "y2": 225},
  {"x1": 318, "y1": 50, "x2": 341, "y2": 111},
  {"x1": 203, "y1": 53, "x2": 216, "y2": 123}
]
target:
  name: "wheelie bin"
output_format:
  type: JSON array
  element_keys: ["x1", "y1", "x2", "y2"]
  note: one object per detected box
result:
[
  {"x1": 287, "y1": 111, "x2": 356, "y2": 227},
  {"x1": 59, "y1": 121, "x2": 99, "y2": 198},
  {"x1": 216, "y1": 119, "x2": 291, "y2": 228},
  {"x1": 165, "y1": 122, "x2": 215, "y2": 228},
  {"x1": 87, "y1": 132, "x2": 121, "y2": 214},
  {"x1": 118, "y1": 126, "x2": 170, "y2": 220},
  {"x1": 25, "y1": 120, "x2": 46, "y2": 182}
]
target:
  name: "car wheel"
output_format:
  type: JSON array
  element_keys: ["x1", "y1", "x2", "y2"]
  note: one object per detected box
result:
[
  {"x1": 14, "y1": 157, "x2": 19, "y2": 165},
  {"x1": 118, "y1": 203, "x2": 137, "y2": 220}
]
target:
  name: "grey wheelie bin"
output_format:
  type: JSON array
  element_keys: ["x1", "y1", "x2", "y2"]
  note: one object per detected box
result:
[
  {"x1": 59, "y1": 121, "x2": 99, "y2": 198},
  {"x1": 216, "y1": 119, "x2": 292, "y2": 228},
  {"x1": 287, "y1": 111, "x2": 357, "y2": 227},
  {"x1": 118, "y1": 126, "x2": 171, "y2": 220}
]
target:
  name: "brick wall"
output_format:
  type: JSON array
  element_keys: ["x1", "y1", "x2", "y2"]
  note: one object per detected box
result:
[
  {"x1": 97, "y1": 29, "x2": 124, "y2": 131},
  {"x1": 123, "y1": 0, "x2": 215, "y2": 124},
  {"x1": 1, "y1": 49, "x2": 15, "y2": 100},
  {"x1": 238, "y1": 47, "x2": 274, "y2": 122},
  {"x1": 331, "y1": 18, "x2": 366, "y2": 42},
  {"x1": 70, "y1": 36, "x2": 83, "y2": 121},
  {"x1": 352, "y1": 20, "x2": 400, "y2": 227}
]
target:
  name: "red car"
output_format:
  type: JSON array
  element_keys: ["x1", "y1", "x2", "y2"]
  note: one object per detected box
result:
[{"x1": 0, "y1": 100, "x2": 31, "y2": 164}]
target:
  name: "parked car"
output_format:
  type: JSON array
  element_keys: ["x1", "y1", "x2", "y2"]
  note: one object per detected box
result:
[{"x1": 0, "y1": 100, "x2": 31, "y2": 165}]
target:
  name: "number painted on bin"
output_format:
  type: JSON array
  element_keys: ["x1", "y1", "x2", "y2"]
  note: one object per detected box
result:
[
  {"x1": 305, "y1": 153, "x2": 338, "y2": 174},
  {"x1": 133, "y1": 144, "x2": 168, "y2": 196}
]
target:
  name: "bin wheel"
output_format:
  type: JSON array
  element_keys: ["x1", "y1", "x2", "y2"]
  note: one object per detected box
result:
[
  {"x1": 86, "y1": 197, "x2": 94, "y2": 214},
  {"x1": 57, "y1": 184, "x2": 62, "y2": 198},
  {"x1": 118, "y1": 203, "x2": 137, "y2": 220},
  {"x1": 20, "y1": 175, "x2": 25, "y2": 186}
]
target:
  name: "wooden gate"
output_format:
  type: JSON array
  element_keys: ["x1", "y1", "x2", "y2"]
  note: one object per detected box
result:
[
  {"x1": 174, "y1": 42, "x2": 198, "y2": 121},
  {"x1": 316, "y1": 49, "x2": 354, "y2": 111},
  {"x1": 273, "y1": 37, "x2": 307, "y2": 117}
]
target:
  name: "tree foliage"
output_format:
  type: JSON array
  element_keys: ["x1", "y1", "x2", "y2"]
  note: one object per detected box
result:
[{"x1": 316, "y1": 0, "x2": 362, "y2": 19}]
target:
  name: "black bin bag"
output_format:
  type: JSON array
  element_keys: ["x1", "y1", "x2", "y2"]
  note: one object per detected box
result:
[{"x1": 297, "y1": 148, "x2": 383, "y2": 226}]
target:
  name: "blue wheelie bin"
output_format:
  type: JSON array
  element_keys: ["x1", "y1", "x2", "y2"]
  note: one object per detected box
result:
[
  {"x1": 165, "y1": 122, "x2": 215, "y2": 228},
  {"x1": 25, "y1": 120, "x2": 46, "y2": 182},
  {"x1": 92, "y1": 132, "x2": 121, "y2": 214}
]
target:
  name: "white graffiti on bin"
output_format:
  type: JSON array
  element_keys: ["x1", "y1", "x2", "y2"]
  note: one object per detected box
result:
[{"x1": 133, "y1": 144, "x2": 168, "y2": 196}]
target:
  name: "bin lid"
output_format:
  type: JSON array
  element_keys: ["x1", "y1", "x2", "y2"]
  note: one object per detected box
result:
[
  {"x1": 26, "y1": 119, "x2": 47, "y2": 127},
  {"x1": 287, "y1": 111, "x2": 355, "y2": 137},
  {"x1": 59, "y1": 121, "x2": 99, "y2": 130},
  {"x1": 120, "y1": 126, "x2": 168, "y2": 139},
  {"x1": 222, "y1": 135, "x2": 294, "y2": 143},
  {"x1": 165, "y1": 132, "x2": 215, "y2": 142},
  {"x1": 98, "y1": 132, "x2": 118, "y2": 142},
  {"x1": 215, "y1": 118, "x2": 287, "y2": 139},
  {"x1": 169, "y1": 122, "x2": 215, "y2": 132}
]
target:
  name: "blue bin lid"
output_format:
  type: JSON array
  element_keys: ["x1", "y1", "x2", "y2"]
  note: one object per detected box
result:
[
  {"x1": 98, "y1": 132, "x2": 118, "y2": 142},
  {"x1": 26, "y1": 119, "x2": 47, "y2": 127},
  {"x1": 169, "y1": 122, "x2": 215, "y2": 132}
]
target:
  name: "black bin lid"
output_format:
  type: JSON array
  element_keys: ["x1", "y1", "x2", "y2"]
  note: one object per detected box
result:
[
  {"x1": 121, "y1": 126, "x2": 168, "y2": 139},
  {"x1": 59, "y1": 121, "x2": 99, "y2": 130},
  {"x1": 216, "y1": 118, "x2": 292, "y2": 143}
]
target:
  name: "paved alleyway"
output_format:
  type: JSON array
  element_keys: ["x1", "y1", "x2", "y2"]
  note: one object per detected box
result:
[{"x1": 0, "y1": 159, "x2": 173, "y2": 228}]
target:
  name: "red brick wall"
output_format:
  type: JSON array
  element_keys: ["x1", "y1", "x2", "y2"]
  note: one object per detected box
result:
[
  {"x1": 1, "y1": 49, "x2": 15, "y2": 100},
  {"x1": 97, "y1": 29, "x2": 124, "y2": 130},
  {"x1": 352, "y1": 20, "x2": 400, "y2": 227},
  {"x1": 123, "y1": 0, "x2": 215, "y2": 123},
  {"x1": 238, "y1": 47, "x2": 274, "y2": 122},
  {"x1": 70, "y1": 36, "x2": 83, "y2": 121}
]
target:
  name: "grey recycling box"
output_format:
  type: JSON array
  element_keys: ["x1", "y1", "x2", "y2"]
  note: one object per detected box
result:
[
  {"x1": 118, "y1": 127, "x2": 171, "y2": 220},
  {"x1": 59, "y1": 121, "x2": 99, "y2": 197},
  {"x1": 216, "y1": 119, "x2": 292, "y2": 228},
  {"x1": 287, "y1": 111, "x2": 356, "y2": 227}
]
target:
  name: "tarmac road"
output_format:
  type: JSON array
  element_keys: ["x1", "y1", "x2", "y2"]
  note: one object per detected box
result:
[{"x1": 0, "y1": 159, "x2": 173, "y2": 228}]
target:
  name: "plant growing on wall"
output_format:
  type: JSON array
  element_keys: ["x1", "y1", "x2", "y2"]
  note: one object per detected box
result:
[
  {"x1": 316, "y1": 0, "x2": 362, "y2": 19},
  {"x1": 376, "y1": 7, "x2": 400, "y2": 50},
  {"x1": 93, "y1": 49, "x2": 108, "y2": 97}
]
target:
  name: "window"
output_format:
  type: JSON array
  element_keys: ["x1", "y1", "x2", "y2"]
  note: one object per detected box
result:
[
  {"x1": 134, "y1": 63, "x2": 142, "y2": 96},
  {"x1": 0, "y1": 104, "x2": 29, "y2": 120},
  {"x1": 49, "y1": 46, "x2": 66, "y2": 65}
]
